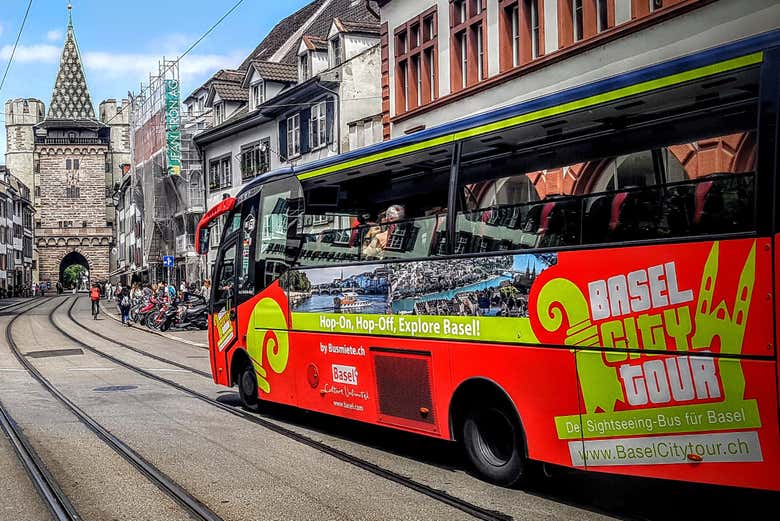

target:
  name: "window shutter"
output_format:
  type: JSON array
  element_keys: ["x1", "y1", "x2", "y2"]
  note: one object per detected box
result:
[
  {"x1": 278, "y1": 119, "x2": 288, "y2": 162},
  {"x1": 300, "y1": 108, "x2": 311, "y2": 155},
  {"x1": 326, "y1": 97, "x2": 335, "y2": 144}
]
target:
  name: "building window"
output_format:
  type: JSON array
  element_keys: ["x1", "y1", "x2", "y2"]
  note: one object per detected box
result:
[
  {"x1": 413, "y1": 55, "x2": 422, "y2": 106},
  {"x1": 330, "y1": 36, "x2": 342, "y2": 67},
  {"x1": 450, "y1": 0, "x2": 486, "y2": 92},
  {"x1": 35, "y1": 186, "x2": 40, "y2": 197},
  {"x1": 529, "y1": 0, "x2": 540, "y2": 58},
  {"x1": 310, "y1": 101, "x2": 327, "y2": 150},
  {"x1": 66, "y1": 186, "x2": 80, "y2": 198},
  {"x1": 394, "y1": 7, "x2": 438, "y2": 115},
  {"x1": 650, "y1": 0, "x2": 663, "y2": 11},
  {"x1": 476, "y1": 24, "x2": 484, "y2": 81},
  {"x1": 241, "y1": 140, "x2": 271, "y2": 180},
  {"x1": 299, "y1": 53, "x2": 310, "y2": 81},
  {"x1": 209, "y1": 156, "x2": 233, "y2": 191},
  {"x1": 510, "y1": 5, "x2": 520, "y2": 67},
  {"x1": 214, "y1": 103, "x2": 224, "y2": 124},
  {"x1": 459, "y1": 31, "x2": 468, "y2": 88},
  {"x1": 220, "y1": 157, "x2": 232, "y2": 188},
  {"x1": 597, "y1": 0, "x2": 609, "y2": 31},
  {"x1": 287, "y1": 113, "x2": 301, "y2": 158},
  {"x1": 251, "y1": 81, "x2": 264, "y2": 109},
  {"x1": 399, "y1": 60, "x2": 409, "y2": 112},
  {"x1": 573, "y1": 0, "x2": 584, "y2": 42}
]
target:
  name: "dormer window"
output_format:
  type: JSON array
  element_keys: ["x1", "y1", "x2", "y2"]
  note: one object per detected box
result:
[
  {"x1": 214, "y1": 103, "x2": 224, "y2": 125},
  {"x1": 251, "y1": 80, "x2": 265, "y2": 110},
  {"x1": 198, "y1": 97, "x2": 204, "y2": 112},
  {"x1": 299, "y1": 53, "x2": 310, "y2": 81},
  {"x1": 330, "y1": 36, "x2": 342, "y2": 67}
]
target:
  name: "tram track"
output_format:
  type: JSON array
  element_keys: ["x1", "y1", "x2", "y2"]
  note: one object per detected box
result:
[
  {"x1": 58, "y1": 296, "x2": 514, "y2": 521},
  {"x1": 7, "y1": 297, "x2": 223, "y2": 521},
  {"x1": 0, "y1": 303, "x2": 81, "y2": 521}
]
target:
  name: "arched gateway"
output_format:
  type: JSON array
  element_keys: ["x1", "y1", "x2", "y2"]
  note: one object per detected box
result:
[{"x1": 59, "y1": 250, "x2": 90, "y2": 290}]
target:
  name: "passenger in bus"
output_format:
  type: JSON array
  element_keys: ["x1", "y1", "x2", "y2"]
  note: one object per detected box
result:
[{"x1": 362, "y1": 204, "x2": 405, "y2": 259}]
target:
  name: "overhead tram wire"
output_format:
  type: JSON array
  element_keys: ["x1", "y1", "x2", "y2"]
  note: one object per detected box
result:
[
  {"x1": 102, "y1": 0, "x2": 245, "y2": 127},
  {"x1": 0, "y1": 0, "x2": 34, "y2": 95}
]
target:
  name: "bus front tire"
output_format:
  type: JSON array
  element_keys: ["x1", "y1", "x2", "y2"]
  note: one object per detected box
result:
[
  {"x1": 238, "y1": 364, "x2": 260, "y2": 411},
  {"x1": 462, "y1": 403, "x2": 526, "y2": 487}
]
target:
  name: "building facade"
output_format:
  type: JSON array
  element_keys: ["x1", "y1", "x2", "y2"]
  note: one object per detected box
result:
[
  {"x1": 0, "y1": 166, "x2": 33, "y2": 296},
  {"x1": 4, "y1": 7, "x2": 129, "y2": 286},
  {"x1": 193, "y1": 0, "x2": 382, "y2": 275}
]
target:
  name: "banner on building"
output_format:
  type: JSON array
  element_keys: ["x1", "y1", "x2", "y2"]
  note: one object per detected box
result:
[{"x1": 164, "y1": 79, "x2": 181, "y2": 176}]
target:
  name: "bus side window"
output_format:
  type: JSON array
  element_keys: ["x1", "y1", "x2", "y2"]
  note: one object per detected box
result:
[
  {"x1": 236, "y1": 199, "x2": 258, "y2": 303},
  {"x1": 214, "y1": 243, "x2": 237, "y2": 304},
  {"x1": 255, "y1": 176, "x2": 304, "y2": 291}
]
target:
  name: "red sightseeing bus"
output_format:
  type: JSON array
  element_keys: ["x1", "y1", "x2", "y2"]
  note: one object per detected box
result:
[{"x1": 196, "y1": 32, "x2": 780, "y2": 490}]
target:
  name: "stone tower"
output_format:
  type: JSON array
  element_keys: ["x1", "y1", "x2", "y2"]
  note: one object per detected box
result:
[
  {"x1": 4, "y1": 98, "x2": 45, "y2": 191},
  {"x1": 20, "y1": 4, "x2": 128, "y2": 286}
]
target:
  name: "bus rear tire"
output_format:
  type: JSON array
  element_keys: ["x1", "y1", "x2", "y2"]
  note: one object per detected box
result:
[
  {"x1": 462, "y1": 402, "x2": 526, "y2": 487},
  {"x1": 238, "y1": 364, "x2": 260, "y2": 411}
]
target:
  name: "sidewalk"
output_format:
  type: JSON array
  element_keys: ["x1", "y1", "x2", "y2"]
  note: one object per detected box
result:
[{"x1": 101, "y1": 301, "x2": 208, "y2": 348}]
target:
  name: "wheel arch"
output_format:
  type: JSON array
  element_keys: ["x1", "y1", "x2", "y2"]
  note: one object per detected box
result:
[
  {"x1": 448, "y1": 377, "x2": 529, "y2": 457},
  {"x1": 229, "y1": 347, "x2": 252, "y2": 387}
]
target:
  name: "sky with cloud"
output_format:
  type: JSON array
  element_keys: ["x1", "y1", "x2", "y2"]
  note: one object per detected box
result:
[{"x1": 0, "y1": 0, "x2": 311, "y2": 158}]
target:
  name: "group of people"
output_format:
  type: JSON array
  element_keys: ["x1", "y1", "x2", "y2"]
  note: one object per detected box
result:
[{"x1": 89, "y1": 279, "x2": 212, "y2": 325}]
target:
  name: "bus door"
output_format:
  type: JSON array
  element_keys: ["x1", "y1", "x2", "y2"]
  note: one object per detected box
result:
[
  {"x1": 247, "y1": 176, "x2": 303, "y2": 403},
  {"x1": 210, "y1": 212, "x2": 243, "y2": 384}
]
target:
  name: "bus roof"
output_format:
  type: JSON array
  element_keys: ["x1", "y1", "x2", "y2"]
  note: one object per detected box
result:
[{"x1": 235, "y1": 28, "x2": 778, "y2": 198}]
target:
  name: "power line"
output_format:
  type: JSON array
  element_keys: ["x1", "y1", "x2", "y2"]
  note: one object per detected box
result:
[
  {"x1": 104, "y1": 0, "x2": 245, "y2": 126},
  {"x1": 0, "y1": 0, "x2": 34, "y2": 95}
]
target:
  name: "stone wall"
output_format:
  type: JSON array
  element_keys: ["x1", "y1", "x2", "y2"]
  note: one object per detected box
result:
[
  {"x1": 37, "y1": 244, "x2": 110, "y2": 284},
  {"x1": 37, "y1": 145, "x2": 109, "y2": 228}
]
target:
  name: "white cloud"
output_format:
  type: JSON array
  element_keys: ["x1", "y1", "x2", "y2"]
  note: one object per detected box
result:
[
  {"x1": 83, "y1": 50, "x2": 246, "y2": 81},
  {"x1": 46, "y1": 29, "x2": 63, "y2": 42},
  {"x1": 0, "y1": 44, "x2": 59, "y2": 63}
]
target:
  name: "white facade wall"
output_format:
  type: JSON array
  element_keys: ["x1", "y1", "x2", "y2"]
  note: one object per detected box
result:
[
  {"x1": 383, "y1": 0, "x2": 780, "y2": 138},
  {"x1": 339, "y1": 45, "x2": 382, "y2": 152},
  {"x1": 344, "y1": 34, "x2": 379, "y2": 60}
]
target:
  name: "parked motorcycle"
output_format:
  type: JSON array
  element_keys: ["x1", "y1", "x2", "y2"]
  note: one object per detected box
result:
[{"x1": 159, "y1": 295, "x2": 209, "y2": 332}]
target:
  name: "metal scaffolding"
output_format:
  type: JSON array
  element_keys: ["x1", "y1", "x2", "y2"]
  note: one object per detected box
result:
[{"x1": 128, "y1": 59, "x2": 205, "y2": 285}]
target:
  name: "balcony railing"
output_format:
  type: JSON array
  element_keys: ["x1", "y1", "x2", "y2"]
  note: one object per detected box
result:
[{"x1": 34, "y1": 137, "x2": 108, "y2": 145}]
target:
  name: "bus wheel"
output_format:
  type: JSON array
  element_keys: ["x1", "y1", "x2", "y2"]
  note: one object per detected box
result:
[
  {"x1": 238, "y1": 364, "x2": 260, "y2": 411},
  {"x1": 462, "y1": 402, "x2": 526, "y2": 486}
]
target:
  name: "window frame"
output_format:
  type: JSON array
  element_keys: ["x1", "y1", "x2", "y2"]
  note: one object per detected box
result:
[
  {"x1": 394, "y1": 6, "x2": 439, "y2": 115},
  {"x1": 310, "y1": 101, "x2": 328, "y2": 150},
  {"x1": 287, "y1": 113, "x2": 301, "y2": 159},
  {"x1": 450, "y1": 0, "x2": 487, "y2": 92}
]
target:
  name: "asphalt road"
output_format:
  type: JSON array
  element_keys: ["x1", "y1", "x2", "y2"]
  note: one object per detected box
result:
[{"x1": 0, "y1": 296, "x2": 776, "y2": 521}]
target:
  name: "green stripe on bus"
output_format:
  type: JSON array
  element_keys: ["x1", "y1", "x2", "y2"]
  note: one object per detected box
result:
[{"x1": 297, "y1": 52, "x2": 763, "y2": 181}]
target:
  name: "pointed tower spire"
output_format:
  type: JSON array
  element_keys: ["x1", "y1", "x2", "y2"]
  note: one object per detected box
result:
[{"x1": 46, "y1": 2, "x2": 96, "y2": 121}]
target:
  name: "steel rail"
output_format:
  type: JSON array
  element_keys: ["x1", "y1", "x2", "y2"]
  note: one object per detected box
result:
[
  {"x1": 8, "y1": 297, "x2": 224, "y2": 521},
  {"x1": 59, "y1": 297, "x2": 513, "y2": 521},
  {"x1": 0, "y1": 299, "x2": 82, "y2": 521}
]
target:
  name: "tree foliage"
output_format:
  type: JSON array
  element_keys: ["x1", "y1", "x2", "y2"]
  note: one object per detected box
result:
[{"x1": 63, "y1": 264, "x2": 85, "y2": 287}]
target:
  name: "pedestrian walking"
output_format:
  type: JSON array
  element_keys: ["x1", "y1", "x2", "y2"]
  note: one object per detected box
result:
[
  {"x1": 106, "y1": 281, "x2": 113, "y2": 301},
  {"x1": 200, "y1": 279, "x2": 211, "y2": 301},
  {"x1": 90, "y1": 283, "x2": 101, "y2": 319},
  {"x1": 119, "y1": 285, "x2": 132, "y2": 325}
]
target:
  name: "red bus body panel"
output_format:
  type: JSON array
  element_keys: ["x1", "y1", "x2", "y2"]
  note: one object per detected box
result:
[{"x1": 210, "y1": 238, "x2": 780, "y2": 490}]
